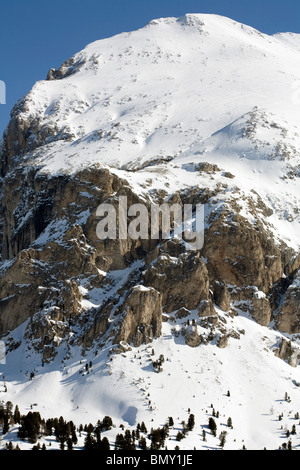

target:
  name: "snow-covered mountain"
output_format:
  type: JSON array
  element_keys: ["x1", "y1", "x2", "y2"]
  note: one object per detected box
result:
[{"x1": 0, "y1": 14, "x2": 300, "y2": 450}]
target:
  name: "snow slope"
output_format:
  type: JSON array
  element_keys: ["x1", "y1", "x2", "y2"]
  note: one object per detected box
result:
[
  {"x1": 1, "y1": 307, "x2": 300, "y2": 450},
  {"x1": 17, "y1": 14, "x2": 300, "y2": 173}
]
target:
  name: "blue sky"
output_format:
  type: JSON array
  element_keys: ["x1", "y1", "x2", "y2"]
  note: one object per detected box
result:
[{"x1": 1, "y1": 0, "x2": 300, "y2": 135}]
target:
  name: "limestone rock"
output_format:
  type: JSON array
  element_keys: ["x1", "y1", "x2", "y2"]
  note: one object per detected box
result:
[
  {"x1": 213, "y1": 282, "x2": 231, "y2": 311},
  {"x1": 114, "y1": 285, "x2": 162, "y2": 347},
  {"x1": 175, "y1": 307, "x2": 190, "y2": 319},
  {"x1": 143, "y1": 251, "x2": 210, "y2": 313},
  {"x1": 274, "y1": 338, "x2": 298, "y2": 367},
  {"x1": 203, "y1": 209, "x2": 283, "y2": 293},
  {"x1": 198, "y1": 299, "x2": 216, "y2": 318},
  {"x1": 276, "y1": 271, "x2": 300, "y2": 333},
  {"x1": 217, "y1": 334, "x2": 229, "y2": 349},
  {"x1": 184, "y1": 325, "x2": 202, "y2": 348}
]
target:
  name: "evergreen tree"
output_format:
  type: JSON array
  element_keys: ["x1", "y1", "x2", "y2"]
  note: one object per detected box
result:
[
  {"x1": 140, "y1": 422, "x2": 147, "y2": 434},
  {"x1": 5, "y1": 401, "x2": 13, "y2": 420},
  {"x1": 32, "y1": 442, "x2": 41, "y2": 451},
  {"x1": 54, "y1": 416, "x2": 69, "y2": 446},
  {"x1": 149, "y1": 427, "x2": 167, "y2": 450},
  {"x1": 6, "y1": 441, "x2": 14, "y2": 451},
  {"x1": 187, "y1": 413, "x2": 195, "y2": 431},
  {"x1": 139, "y1": 436, "x2": 147, "y2": 450},
  {"x1": 176, "y1": 431, "x2": 184, "y2": 441},
  {"x1": 2, "y1": 415, "x2": 9, "y2": 435},
  {"x1": 208, "y1": 417, "x2": 217, "y2": 437},
  {"x1": 219, "y1": 431, "x2": 227, "y2": 448},
  {"x1": 123, "y1": 429, "x2": 136, "y2": 450},
  {"x1": 67, "y1": 438, "x2": 73, "y2": 450},
  {"x1": 101, "y1": 437, "x2": 110, "y2": 451},
  {"x1": 84, "y1": 431, "x2": 97, "y2": 451},
  {"x1": 227, "y1": 417, "x2": 233, "y2": 428},
  {"x1": 115, "y1": 433, "x2": 124, "y2": 451},
  {"x1": 101, "y1": 416, "x2": 113, "y2": 431},
  {"x1": 168, "y1": 417, "x2": 174, "y2": 427},
  {"x1": 18, "y1": 411, "x2": 41, "y2": 444}
]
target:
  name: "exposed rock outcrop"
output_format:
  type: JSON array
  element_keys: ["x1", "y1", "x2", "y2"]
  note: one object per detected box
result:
[
  {"x1": 184, "y1": 324, "x2": 202, "y2": 348},
  {"x1": 213, "y1": 281, "x2": 231, "y2": 312},
  {"x1": 143, "y1": 250, "x2": 210, "y2": 313},
  {"x1": 203, "y1": 209, "x2": 283, "y2": 293},
  {"x1": 274, "y1": 337, "x2": 298, "y2": 367},
  {"x1": 276, "y1": 271, "x2": 300, "y2": 333},
  {"x1": 114, "y1": 285, "x2": 162, "y2": 347}
]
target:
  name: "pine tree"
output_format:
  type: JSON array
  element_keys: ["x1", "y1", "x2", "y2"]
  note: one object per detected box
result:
[
  {"x1": 5, "y1": 401, "x2": 13, "y2": 419},
  {"x1": 13, "y1": 405, "x2": 21, "y2": 424},
  {"x1": 176, "y1": 431, "x2": 184, "y2": 441},
  {"x1": 67, "y1": 438, "x2": 73, "y2": 450},
  {"x1": 149, "y1": 427, "x2": 167, "y2": 450},
  {"x1": 123, "y1": 429, "x2": 136, "y2": 450},
  {"x1": 84, "y1": 431, "x2": 97, "y2": 451},
  {"x1": 208, "y1": 417, "x2": 217, "y2": 437},
  {"x1": 101, "y1": 437, "x2": 110, "y2": 451},
  {"x1": 18, "y1": 411, "x2": 41, "y2": 444},
  {"x1": 219, "y1": 431, "x2": 227, "y2": 448},
  {"x1": 32, "y1": 442, "x2": 41, "y2": 451},
  {"x1": 139, "y1": 436, "x2": 147, "y2": 450},
  {"x1": 140, "y1": 421, "x2": 147, "y2": 434},
  {"x1": 6, "y1": 441, "x2": 14, "y2": 451},
  {"x1": 187, "y1": 413, "x2": 195, "y2": 431},
  {"x1": 227, "y1": 417, "x2": 233, "y2": 428},
  {"x1": 101, "y1": 416, "x2": 113, "y2": 431},
  {"x1": 168, "y1": 417, "x2": 174, "y2": 427},
  {"x1": 115, "y1": 433, "x2": 124, "y2": 451},
  {"x1": 2, "y1": 415, "x2": 9, "y2": 435}
]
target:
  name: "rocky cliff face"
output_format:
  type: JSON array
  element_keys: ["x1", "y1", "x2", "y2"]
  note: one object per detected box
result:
[{"x1": 0, "y1": 14, "x2": 299, "y2": 366}]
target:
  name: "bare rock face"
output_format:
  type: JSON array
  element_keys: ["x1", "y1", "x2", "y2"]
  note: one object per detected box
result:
[
  {"x1": 274, "y1": 337, "x2": 299, "y2": 367},
  {"x1": 114, "y1": 286, "x2": 162, "y2": 347},
  {"x1": 203, "y1": 209, "x2": 283, "y2": 293},
  {"x1": 230, "y1": 286, "x2": 272, "y2": 327},
  {"x1": 213, "y1": 282, "x2": 231, "y2": 312},
  {"x1": 276, "y1": 271, "x2": 300, "y2": 333},
  {"x1": 46, "y1": 55, "x2": 86, "y2": 81},
  {"x1": 0, "y1": 248, "x2": 48, "y2": 335},
  {"x1": 217, "y1": 334, "x2": 229, "y2": 349},
  {"x1": 1, "y1": 165, "x2": 127, "y2": 261},
  {"x1": 143, "y1": 250, "x2": 210, "y2": 313},
  {"x1": 0, "y1": 99, "x2": 74, "y2": 176},
  {"x1": 184, "y1": 324, "x2": 202, "y2": 347},
  {"x1": 197, "y1": 299, "x2": 217, "y2": 318}
]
